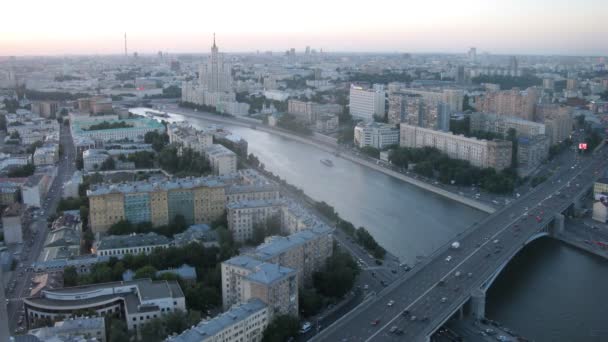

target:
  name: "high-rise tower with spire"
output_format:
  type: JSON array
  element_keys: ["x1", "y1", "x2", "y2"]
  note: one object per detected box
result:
[{"x1": 199, "y1": 33, "x2": 232, "y2": 92}]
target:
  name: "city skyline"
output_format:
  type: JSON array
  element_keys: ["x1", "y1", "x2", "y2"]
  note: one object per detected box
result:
[{"x1": 1, "y1": 0, "x2": 607, "y2": 56}]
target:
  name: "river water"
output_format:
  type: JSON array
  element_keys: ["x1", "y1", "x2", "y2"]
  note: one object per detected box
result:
[{"x1": 140, "y1": 108, "x2": 607, "y2": 341}]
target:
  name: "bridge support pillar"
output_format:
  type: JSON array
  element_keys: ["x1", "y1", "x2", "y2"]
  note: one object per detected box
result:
[
  {"x1": 552, "y1": 213, "x2": 565, "y2": 236},
  {"x1": 470, "y1": 289, "x2": 486, "y2": 320}
]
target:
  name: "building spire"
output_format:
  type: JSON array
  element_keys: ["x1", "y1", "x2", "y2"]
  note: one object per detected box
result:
[{"x1": 213, "y1": 32, "x2": 216, "y2": 49}]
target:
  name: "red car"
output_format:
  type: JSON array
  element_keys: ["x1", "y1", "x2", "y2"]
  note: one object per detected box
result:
[
  {"x1": 536, "y1": 216, "x2": 542, "y2": 222},
  {"x1": 371, "y1": 319, "x2": 380, "y2": 326}
]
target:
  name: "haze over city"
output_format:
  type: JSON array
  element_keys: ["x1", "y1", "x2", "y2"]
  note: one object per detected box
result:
[
  {"x1": 2, "y1": 0, "x2": 608, "y2": 55},
  {"x1": 2, "y1": 1, "x2": 608, "y2": 341}
]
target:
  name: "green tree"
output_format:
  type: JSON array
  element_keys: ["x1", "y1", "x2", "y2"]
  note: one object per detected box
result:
[
  {"x1": 299, "y1": 288, "x2": 323, "y2": 317},
  {"x1": 63, "y1": 266, "x2": 78, "y2": 286},
  {"x1": 313, "y1": 249, "x2": 359, "y2": 298},
  {"x1": 134, "y1": 265, "x2": 157, "y2": 279},
  {"x1": 262, "y1": 315, "x2": 299, "y2": 342},
  {"x1": 359, "y1": 146, "x2": 380, "y2": 158},
  {"x1": 107, "y1": 319, "x2": 130, "y2": 342},
  {"x1": 140, "y1": 319, "x2": 164, "y2": 342}
]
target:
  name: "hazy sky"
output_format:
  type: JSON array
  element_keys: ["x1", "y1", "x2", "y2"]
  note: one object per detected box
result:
[{"x1": 1, "y1": 0, "x2": 607, "y2": 56}]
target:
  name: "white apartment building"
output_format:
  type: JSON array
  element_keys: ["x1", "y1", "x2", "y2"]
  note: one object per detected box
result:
[
  {"x1": 82, "y1": 149, "x2": 110, "y2": 171},
  {"x1": 168, "y1": 122, "x2": 214, "y2": 153},
  {"x1": 205, "y1": 144, "x2": 238, "y2": 176},
  {"x1": 33, "y1": 143, "x2": 59, "y2": 166},
  {"x1": 167, "y1": 299, "x2": 269, "y2": 342},
  {"x1": 349, "y1": 84, "x2": 385, "y2": 121},
  {"x1": 0, "y1": 153, "x2": 30, "y2": 170},
  {"x1": 22, "y1": 171, "x2": 55, "y2": 208},
  {"x1": 354, "y1": 122, "x2": 400, "y2": 149},
  {"x1": 2, "y1": 203, "x2": 24, "y2": 244},
  {"x1": 400, "y1": 124, "x2": 512, "y2": 170}
]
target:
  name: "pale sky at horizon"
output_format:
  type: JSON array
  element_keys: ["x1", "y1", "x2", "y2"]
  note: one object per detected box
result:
[{"x1": 1, "y1": 0, "x2": 607, "y2": 56}]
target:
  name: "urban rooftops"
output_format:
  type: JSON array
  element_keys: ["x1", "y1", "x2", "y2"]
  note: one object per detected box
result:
[{"x1": 166, "y1": 299, "x2": 267, "y2": 342}]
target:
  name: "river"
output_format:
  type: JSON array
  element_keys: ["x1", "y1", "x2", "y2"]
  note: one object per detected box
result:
[
  {"x1": 137, "y1": 108, "x2": 607, "y2": 340},
  {"x1": 137, "y1": 108, "x2": 487, "y2": 263}
]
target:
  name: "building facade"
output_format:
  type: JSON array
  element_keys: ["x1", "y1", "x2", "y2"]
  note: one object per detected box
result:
[
  {"x1": 93, "y1": 232, "x2": 172, "y2": 257},
  {"x1": 349, "y1": 84, "x2": 385, "y2": 121},
  {"x1": 400, "y1": 124, "x2": 512, "y2": 170},
  {"x1": 23, "y1": 279, "x2": 186, "y2": 332},
  {"x1": 475, "y1": 87, "x2": 539, "y2": 121},
  {"x1": 221, "y1": 256, "x2": 298, "y2": 317},
  {"x1": 205, "y1": 144, "x2": 238, "y2": 176},
  {"x1": 469, "y1": 112, "x2": 546, "y2": 138},
  {"x1": 353, "y1": 122, "x2": 400, "y2": 149},
  {"x1": 88, "y1": 170, "x2": 276, "y2": 233}
]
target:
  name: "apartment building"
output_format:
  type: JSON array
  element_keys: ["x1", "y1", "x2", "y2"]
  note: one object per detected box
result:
[
  {"x1": 205, "y1": 144, "x2": 238, "y2": 176},
  {"x1": 24, "y1": 279, "x2": 186, "y2": 332},
  {"x1": 349, "y1": 84, "x2": 385, "y2": 121},
  {"x1": 353, "y1": 122, "x2": 400, "y2": 149},
  {"x1": 287, "y1": 99, "x2": 342, "y2": 124},
  {"x1": 537, "y1": 106, "x2": 574, "y2": 145},
  {"x1": 400, "y1": 124, "x2": 512, "y2": 170},
  {"x1": 475, "y1": 87, "x2": 539, "y2": 121},
  {"x1": 517, "y1": 135, "x2": 550, "y2": 176},
  {"x1": 221, "y1": 256, "x2": 298, "y2": 316},
  {"x1": 469, "y1": 112, "x2": 546, "y2": 138},
  {"x1": 227, "y1": 199, "x2": 284, "y2": 242},
  {"x1": 167, "y1": 299, "x2": 269, "y2": 342},
  {"x1": 88, "y1": 170, "x2": 276, "y2": 233},
  {"x1": 30, "y1": 101, "x2": 58, "y2": 118},
  {"x1": 70, "y1": 117, "x2": 164, "y2": 143},
  {"x1": 249, "y1": 224, "x2": 333, "y2": 287},
  {"x1": 33, "y1": 143, "x2": 59, "y2": 166},
  {"x1": 168, "y1": 122, "x2": 214, "y2": 153},
  {"x1": 594, "y1": 178, "x2": 608, "y2": 197},
  {"x1": 93, "y1": 232, "x2": 172, "y2": 257},
  {"x1": 7, "y1": 117, "x2": 60, "y2": 144}
]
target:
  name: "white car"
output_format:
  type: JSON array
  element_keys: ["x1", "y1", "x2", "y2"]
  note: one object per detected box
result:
[
  {"x1": 387, "y1": 300, "x2": 395, "y2": 307},
  {"x1": 445, "y1": 256, "x2": 452, "y2": 262}
]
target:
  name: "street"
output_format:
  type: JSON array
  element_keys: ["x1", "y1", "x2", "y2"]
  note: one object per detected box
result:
[{"x1": 6, "y1": 122, "x2": 76, "y2": 333}]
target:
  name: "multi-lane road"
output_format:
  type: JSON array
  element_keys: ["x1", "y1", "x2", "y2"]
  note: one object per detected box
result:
[
  {"x1": 316, "y1": 144, "x2": 608, "y2": 342},
  {"x1": 6, "y1": 123, "x2": 76, "y2": 333}
]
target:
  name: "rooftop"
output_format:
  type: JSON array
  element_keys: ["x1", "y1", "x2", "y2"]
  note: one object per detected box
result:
[
  {"x1": 87, "y1": 173, "x2": 242, "y2": 196},
  {"x1": 96, "y1": 232, "x2": 171, "y2": 250},
  {"x1": 166, "y1": 299, "x2": 267, "y2": 342},
  {"x1": 251, "y1": 224, "x2": 333, "y2": 261}
]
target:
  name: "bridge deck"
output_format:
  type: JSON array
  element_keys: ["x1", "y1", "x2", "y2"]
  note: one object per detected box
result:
[{"x1": 314, "y1": 148, "x2": 608, "y2": 342}]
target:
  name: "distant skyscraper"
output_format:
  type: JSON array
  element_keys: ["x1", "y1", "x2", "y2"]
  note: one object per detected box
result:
[
  {"x1": 199, "y1": 34, "x2": 233, "y2": 92},
  {"x1": 124, "y1": 33, "x2": 128, "y2": 57},
  {"x1": 468, "y1": 47, "x2": 477, "y2": 61},
  {"x1": 456, "y1": 65, "x2": 466, "y2": 83},
  {"x1": 305, "y1": 46, "x2": 310, "y2": 55},
  {"x1": 436, "y1": 102, "x2": 451, "y2": 132},
  {"x1": 509, "y1": 56, "x2": 519, "y2": 76}
]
